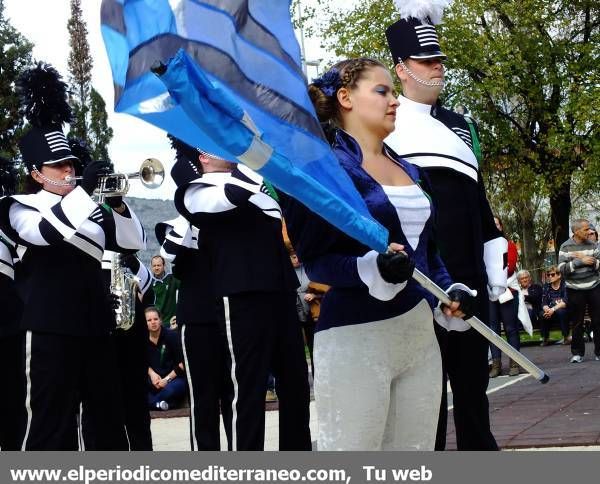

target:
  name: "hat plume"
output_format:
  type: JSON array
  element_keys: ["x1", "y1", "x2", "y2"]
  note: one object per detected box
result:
[
  {"x1": 17, "y1": 62, "x2": 73, "y2": 128},
  {"x1": 393, "y1": 0, "x2": 451, "y2": 25}
]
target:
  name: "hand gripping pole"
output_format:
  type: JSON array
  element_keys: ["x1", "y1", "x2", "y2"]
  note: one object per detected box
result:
[{"x1": 412, "y1": 268, "x2": 550, "y2": 383}]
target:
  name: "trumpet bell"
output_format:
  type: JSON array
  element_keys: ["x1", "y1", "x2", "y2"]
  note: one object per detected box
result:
[{"x1": 139, "y1": 158, "x2": 165, "y2": 189}]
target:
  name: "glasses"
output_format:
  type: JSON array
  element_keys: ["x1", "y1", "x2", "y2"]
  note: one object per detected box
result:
[{"x1": 546, "y1": 272, "x2": 557, "y2": 277}]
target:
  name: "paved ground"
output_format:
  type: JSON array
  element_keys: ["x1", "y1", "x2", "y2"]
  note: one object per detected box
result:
[
  {"x1": 150, "y1": 340, "x2": 600, "y2": 450},
  {"x1": 446, "y1": 340, "x2": 600, "y2": 449}
]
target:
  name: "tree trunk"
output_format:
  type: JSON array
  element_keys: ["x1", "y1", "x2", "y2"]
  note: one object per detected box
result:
[{"x1": 549, "y1": 179, "x2": 571, "y2": 261}]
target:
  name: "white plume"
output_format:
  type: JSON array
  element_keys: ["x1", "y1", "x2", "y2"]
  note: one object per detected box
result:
[{"x1": 393, "y1": 0, "x2": 452, "y2": 25}]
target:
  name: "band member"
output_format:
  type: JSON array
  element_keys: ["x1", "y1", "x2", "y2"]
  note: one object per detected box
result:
[
  {"x1": 0, "y1": 158, "x2": 24, "y2": 451},
  {"x1": 0, "y1": 63, "x2": 146, "y2": 450},
  {"x1": 0, "y1": 236, "x2": 24, "y2": 450},
  {"x1": 282, "y1": 57, "x2": 474, "y2": 450},
  {"x1": 157, "y1": 211, "x2": 230, "y2": 451},
  {"x1": 172, "y1": 138, "x2": 311, "y2": 450},
  {"x1": 385, "y1": 1, "x2": 507, "y2": 449},
  {"x1": 89, "y1": 251, "x2": 155, "y2": 450}
]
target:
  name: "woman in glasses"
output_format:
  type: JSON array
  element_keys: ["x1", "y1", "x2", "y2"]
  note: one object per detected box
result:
[{"x1": 541, "y1": 266, "x2": 569, "y2": 345}]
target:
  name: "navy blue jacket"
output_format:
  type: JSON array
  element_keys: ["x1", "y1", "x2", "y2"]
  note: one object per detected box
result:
[{"x1": 282, "y1": 130, "x2": 453, "y2": 332}]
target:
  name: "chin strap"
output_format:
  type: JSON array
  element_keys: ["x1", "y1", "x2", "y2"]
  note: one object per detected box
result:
[
  {"x1": 398, "y1": 59, "x2": 445, "y2": 87},
  {"x1": 32, "y1": 166, "x2": 74, "y2": 187}
]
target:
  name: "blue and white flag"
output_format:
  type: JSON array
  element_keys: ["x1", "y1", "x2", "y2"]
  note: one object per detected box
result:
[{"x1": 101, "y1": 0, "x2": 388, "y2": 251}]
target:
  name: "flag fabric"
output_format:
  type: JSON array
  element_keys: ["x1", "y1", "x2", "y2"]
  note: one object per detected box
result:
[{"x1": 101, "y1": 0, "x2": 389, "y2": 252}]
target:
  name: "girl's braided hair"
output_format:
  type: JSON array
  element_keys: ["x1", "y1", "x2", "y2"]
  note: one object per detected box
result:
[{"x1": 308, "y1": 58, "x2": 387, "y2": 126}]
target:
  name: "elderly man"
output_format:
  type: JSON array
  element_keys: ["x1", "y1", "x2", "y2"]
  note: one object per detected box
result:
[
  {"x1": 517, "y1": 270, "x2": 544, "y2": 344},
  {"x1": 558, "y1": 219, "x2": 600, "y2": 363}
]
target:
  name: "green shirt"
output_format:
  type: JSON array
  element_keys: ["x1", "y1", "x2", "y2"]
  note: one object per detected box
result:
[{"x1": 152, "y1": 273, "x2": 180, "y2": 326}]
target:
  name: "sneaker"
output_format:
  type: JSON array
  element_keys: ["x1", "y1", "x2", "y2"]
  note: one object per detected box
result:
[
  {"x1": 570, "y1": 355, "x2": 583, "y2": 363},
  {"x1": 156, "y1": 401, "x2": 169, "y2": 411},
  {"x1": 265, "y1": 389, "x2": 278, "y2": 402},
  {"x1": 595, "y1": 355, "x2": 600, "y2": 361}
]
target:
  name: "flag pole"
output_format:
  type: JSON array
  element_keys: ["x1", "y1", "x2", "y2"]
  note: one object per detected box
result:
[{"x1": 412, "y1": 268, "x2": 550, "y2": 384}]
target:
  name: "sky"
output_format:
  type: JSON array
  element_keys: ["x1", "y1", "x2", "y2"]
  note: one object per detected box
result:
[{"x1": 3, "y1": 0, "x2": 328, "y2": 199}]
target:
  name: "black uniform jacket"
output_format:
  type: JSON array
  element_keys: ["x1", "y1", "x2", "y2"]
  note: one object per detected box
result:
[
  {"x1": 0, "y1": 187, "x2": 145, "y2": 336},
  {"x1": 173, "y1": 165, "x2": 298, "y2": 297}
]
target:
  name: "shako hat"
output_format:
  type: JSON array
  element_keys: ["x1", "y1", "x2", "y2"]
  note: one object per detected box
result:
[
  {"x1": 16, "y1": 63, "x2": 79, "y2": 171},
  {"x1": 168, "y1": 134, "x2": 202, "y2": 187},
  {"x1": 386, "y1": 0, "x2": 450, "y2": 63}
]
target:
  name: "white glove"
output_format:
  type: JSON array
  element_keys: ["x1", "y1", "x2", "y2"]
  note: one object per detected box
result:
[
  {"x1": 356, "y1": 250, "x2": 407, "y2": 301},
  {"x1": 487, "y1": 285, "x2": 505, "y2": 301},
  {"x1": 484, "y1": 237, "x2": 508, "y2": 301}
]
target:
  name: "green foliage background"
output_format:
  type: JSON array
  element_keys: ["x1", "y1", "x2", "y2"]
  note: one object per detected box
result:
[{"x1": 299, "y1": 0, "x2": 599, "y2": 277}]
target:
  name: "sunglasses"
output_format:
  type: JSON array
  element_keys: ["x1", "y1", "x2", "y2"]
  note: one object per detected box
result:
[{"x1": 546, "y1": 272, "x2": 557, "y2": 277}]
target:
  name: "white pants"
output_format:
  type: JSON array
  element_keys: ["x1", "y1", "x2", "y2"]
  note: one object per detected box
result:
[{"x1": 314, "y1": 299, "x2": 442, "y2": 450}]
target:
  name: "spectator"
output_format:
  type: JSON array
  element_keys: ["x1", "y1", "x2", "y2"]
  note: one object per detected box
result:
[
  {"x1": 146, "y1": 307, "x2": 187, "y2": 410},
  {"x1": 516, "y1": 270, "x2": 544, "y2": 344},
  {"x1": 541, "y1": 266, "x2": 569, "y2": 345},
  {"x1": 150, "y1": 255, "x2": 180, "y2": 326},
  {"x1": 489, "y1": 217, "x2": 522, "y2": 377},
  {"x1": 558, "y1": 219, "x2": 600, "y2": 363},
  {"x1": 288, "y1": 245, "x2": 315, "y2": 374}
]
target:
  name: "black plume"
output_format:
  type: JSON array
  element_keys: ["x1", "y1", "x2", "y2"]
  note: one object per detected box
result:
[
  {"x1": 17, "y1": 62, "x2": 72, "y2": 128},
  {"x1": 167, "y1": 134, "x2": 199, "y2": 165}
]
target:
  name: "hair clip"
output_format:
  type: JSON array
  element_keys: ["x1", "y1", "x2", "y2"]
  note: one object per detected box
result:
[{"x1": 312, "y1": 68, "x2": 342, "y2": 97}]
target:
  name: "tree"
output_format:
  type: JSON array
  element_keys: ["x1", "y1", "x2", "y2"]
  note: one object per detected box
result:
[
  {"x1": 67, "y1": 0, "x2": 112, "y2": 159},
  {"x1": 304, "y1": 0, "x2": 600, "y2": 262},
  {"x1": 0, "y1": 0, "x2": 33, "y2": 160},
  {"x1": 88, "y1": 88, "x2": 113, "y2": 161}
]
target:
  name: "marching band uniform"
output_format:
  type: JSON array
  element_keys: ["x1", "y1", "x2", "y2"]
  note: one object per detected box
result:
[
  {"x1": 385, "y1": 11, "x2": 506, "y2": 450},
  {"x1": 157, "y1": 215, "x2": 230, "y2": 451},
  {"x1": 283, "y1": 129, "x2": 464, "y2": 450},
  {"x1": 105, "y1": 251, "x2": 154, "y2": 450},
  {"x1": 0, "y1": 237, "x2": 24, "y2": 450},
  {"x1": 0, "y1": 182, "x2": 145, "y2": 449},
  {"x1": 0, "y1": 63, "x2": 147, "y2": 449},
  {"x1": 173, "y1": 157, "x2": 311, "y2": 451}
]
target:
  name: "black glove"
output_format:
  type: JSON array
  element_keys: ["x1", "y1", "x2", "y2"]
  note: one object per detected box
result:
[
  {"x1": 105, "y1": 195, "x2": 123, "y2": 209},
  {"x1": 107, "y1": 292, "x2": 121, "y2": 311},
  {"x1": 81, "y1": 160, "x2": 111, "y2": 195},
  {"x1": 376, "y1": 251, "x2": 415, "y2": 284},
  {"x1": 120, "y1": 254, "x2": 140, "y2": 274},
  {"x1": 445, "y1": 288, "x2": 477, "y2": 320}
]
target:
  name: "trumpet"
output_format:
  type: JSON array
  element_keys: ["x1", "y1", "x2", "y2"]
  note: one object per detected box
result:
[{"x1": 66, "y1": 158, "x2": 165, "y2": 202}]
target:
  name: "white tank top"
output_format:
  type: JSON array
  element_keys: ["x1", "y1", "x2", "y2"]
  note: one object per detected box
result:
[{"x1": 381, "y1": 184, "x2": 431, "y2": 251}]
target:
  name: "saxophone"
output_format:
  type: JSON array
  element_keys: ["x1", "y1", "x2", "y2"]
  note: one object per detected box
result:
[{"x1": 110, "y1": 252, "x2": 139, "y2": 331}]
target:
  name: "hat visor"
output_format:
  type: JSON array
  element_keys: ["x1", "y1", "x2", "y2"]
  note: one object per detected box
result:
[
  {"x1": 41, "y1": 155, "x2": 80, "y2": 166},
  {"x1": 409, "y1": 51, "x2": 447, "y2": 61}
]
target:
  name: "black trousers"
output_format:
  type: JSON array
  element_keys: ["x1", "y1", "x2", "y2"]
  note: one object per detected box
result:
[
  {"x1": 222, "y1": 291, "x2": 311, "y2": 450},
  {"x1": 113, "y1": 328, "x2": 153, "y2": 450},
  {"x1": 435, "y1": 288, "x2": 498, "y2": 451},
  {"x1": 568, "y1": 285, "x2": 600, "y2": 357},
  {"x1": 181, "y1": 322, "x2": 232, "y2": 451},
  {"x1": 21, "y1": 331, "x2": 128, "y2": 450},
  {"x1": 0, "y1": 332, "x2": 25, "y2": 450}
]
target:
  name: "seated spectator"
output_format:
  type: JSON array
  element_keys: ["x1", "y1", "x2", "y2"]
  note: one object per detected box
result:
[
  {"x1": 541, "y1": 266, "x2": 569, "y2": 345},
  {"x1": 517, "y1": 270, "x2": 544, "y2": 343},
  {"x1": 150, "y1": 255, "x2": 180, "y2": 327},
  {"x1": 146, "y1": 307, "x2": 187, "y2": 410}
]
